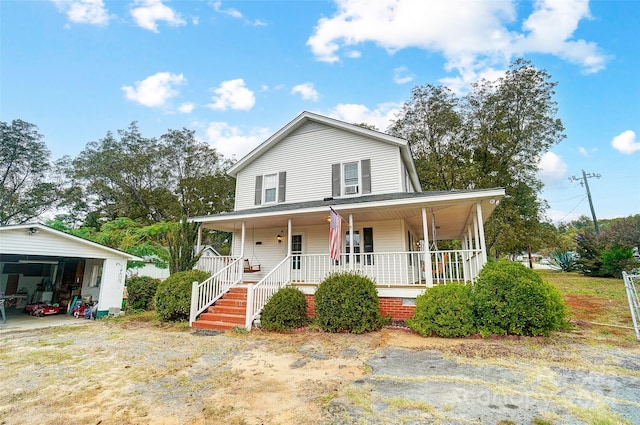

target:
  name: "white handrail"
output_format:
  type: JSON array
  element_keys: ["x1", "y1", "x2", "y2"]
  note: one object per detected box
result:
[
  {"x1": 622, "y1": 272, "x2": 640, "y2": 341},
  {"x1": 189, "y1": 257, "x2": 242, "y2": 325},
  {"x1": 245, "y1": 256, "x2": 292, "y2": 329}
]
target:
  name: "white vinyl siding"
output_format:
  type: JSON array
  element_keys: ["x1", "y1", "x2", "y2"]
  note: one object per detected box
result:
[
  {"x1": 234, "y1": 122, "x2": 407, "y2": 211},
  {"x1": 0, "y1": 228, "x2": 130, "y2": 259}
]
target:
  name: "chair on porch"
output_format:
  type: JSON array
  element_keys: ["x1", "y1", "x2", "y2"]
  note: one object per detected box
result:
[{"x1": 243, "y1": 258, "x2": 261, "y2": 273}]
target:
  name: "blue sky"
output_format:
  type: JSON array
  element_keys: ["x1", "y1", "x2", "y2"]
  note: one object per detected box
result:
[{"x1": 2, "y1": 0, "x2": 639, "y2": 223}]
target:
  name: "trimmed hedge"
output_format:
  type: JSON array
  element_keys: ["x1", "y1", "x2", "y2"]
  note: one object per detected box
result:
[
  {"x1": 125, "y1": 275, "x2": 161, "y2": 311},
  {"x1": 314, "y1": 272, "x2": 388, "y2": 334},
  {"x1": 259, "y1": 287, "x2": 309, "y2": 331},
  {"x1": 474, "y1": 261, "x2": 567, "y2": 337},
  {"x1": 406, "y1": 283, "x2": 475, "y2": 337},
  {"x1": 155, "y1": 270, "x2": 210, "y2": 322}
]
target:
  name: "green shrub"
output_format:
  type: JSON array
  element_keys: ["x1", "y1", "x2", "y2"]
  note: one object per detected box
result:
[
  {"x1": 406, "y1": 283, "x2": 475, "y2": 337},
  {"x1": 314, "y1": 272, "x2": 388, "y2": 334},
  {"x1": 155, "y1": 270, "x2": 210, "y2": 322},
  {"x1": 474, "y1": 261, "x2": 567, "y2": 337},
  {"x1": 126, "y1": 275, "x2": 161, "y2": 311},
  {"x1": 601, "y1": 246, "x2": 638, "y2": 278},
  {"x1": 259, "y1": 287, "x2": 309, "y2": 331}
]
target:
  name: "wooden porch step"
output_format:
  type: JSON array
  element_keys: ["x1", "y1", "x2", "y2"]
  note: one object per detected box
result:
[
  {"x1": 199, "y1": 312, "x2": 245, "y2": 324},
  {"x1": 208, "y1": 305, "x2": 245, "y2": 315},
  {"x1": 192, "y1": 285, "x2": 249, "y2": 331},
  {"x1": 192, "y1": 320, "x2": 237, "y2": 331}
]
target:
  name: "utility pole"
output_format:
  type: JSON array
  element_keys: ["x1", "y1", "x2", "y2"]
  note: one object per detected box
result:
[{"x1": 569, "y1": 170, "x2": 601, "y2": 234}]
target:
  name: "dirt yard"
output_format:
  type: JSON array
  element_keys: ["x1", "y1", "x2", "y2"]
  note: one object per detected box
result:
[{"x1": 0, "y1": 318, "x2": 639, "y2": 425}]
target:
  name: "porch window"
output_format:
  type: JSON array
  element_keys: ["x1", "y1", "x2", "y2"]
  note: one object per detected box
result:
[
  {"x1": 345, "y1": 230, "x2": 360, "y2": 263},
  {"x1": 345, "y1": 228, "x2": 374, "y2": 264},
  {"x1": 263, "y1": 173, "x2": 277, "y2": 203}
]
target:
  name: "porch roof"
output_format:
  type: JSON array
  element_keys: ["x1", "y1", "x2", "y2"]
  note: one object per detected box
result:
[{"x1": 191, "y1": 188, "x2": 504, "y2": 240}]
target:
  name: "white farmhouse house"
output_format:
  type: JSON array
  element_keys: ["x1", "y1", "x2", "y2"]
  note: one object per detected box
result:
[
  {"x1": 0, "y1": 223, "x2": 141, "y2": 318},
  {"x1": 190, "y1": 112, "x2": 504, "y2": 330}
]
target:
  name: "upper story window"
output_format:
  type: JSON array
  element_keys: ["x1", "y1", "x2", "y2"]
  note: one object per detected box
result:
[
  {"x1": 343, "y1": 162, "x2": 359, "y2": 195},
  {"x1": 255, "y1": 172, "x2": 286, "y2": 205},
  {"x1": 332, "y1": 159, "x2": 371, "y2": 197},
  {"x1": 263, "y1": 173, "x2": 277, "y2": 203}
]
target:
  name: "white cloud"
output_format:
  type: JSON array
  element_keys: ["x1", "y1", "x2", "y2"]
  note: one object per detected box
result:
[
  {"x1": 178, "y1": 103, "x2": 195, "y2": 114},
  {"x1": 130, "y1": 0, "x2": 186, "y2": 33},
  {"x1": 393, "y1": 66, "x2": 414, "y2": 84},
  {"x1": 291, "y1": 83, "x2": 319, "y2": 101},
  {"x1": 51, "y1": 0, "x2": 110, "y2": 25},
  {"x1": 212, "y1": 1, "x2": 243, "y2": 19},
  {"x1": 611, "y1": 130, "x2": 640, "y2": 155},
  {"x1": 207, "y1": 79, "x2": 255, "y2": 111},
  {"x1": 205, "y1": 122, "x2": 269, "y2": 159},
  {"x1": 537, "y1": 151, "x2": 568, "y2": 188},
  {"x1": 327, "y1": 102, "x2": 401, "y2": 132},
  {"x1": 307, "y1": 0, "x2": 608, "y2": 85},
  {"x1": 122, "y1": 72, "x2": 185, "y2": 107},
  {"x1": 516, "y1": 0, "x2": 608, "y2": 74}
]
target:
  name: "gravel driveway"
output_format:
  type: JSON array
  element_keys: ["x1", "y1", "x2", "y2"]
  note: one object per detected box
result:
[{"x1": 0, "y1": 320, "x2": 638, "y2": 424}]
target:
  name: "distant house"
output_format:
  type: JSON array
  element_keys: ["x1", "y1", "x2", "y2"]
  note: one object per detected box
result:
[
  {"x1": 0, "y1": 223, "x2": 141, "y2": 317},
  {"x1": 189, "y1": 112, "x2": 504, "y2": 330}
]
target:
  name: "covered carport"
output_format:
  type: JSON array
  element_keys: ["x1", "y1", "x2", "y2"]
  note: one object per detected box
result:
[{"x1": 0, "y1": 223, "x2": 141, "y2": 319}]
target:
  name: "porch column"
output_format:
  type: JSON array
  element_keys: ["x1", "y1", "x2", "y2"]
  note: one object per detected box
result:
[
  {"x1": 287, "y1": 218, "x2": 292, "y2": 284},
  {"x1": 476, "y1": 203, "x2": 488, "y2": 265},
  {"x1": 240, "y1": 222, "x2": 246, "y2": 258},
  {"x1": 196, "y1": 226, "x2": 202, "y2": 254},
  {"x1": 287, "y1": 218, "x2": 292, "y2": 256},
  {"x1": 421, "y1": 208, "x2": 434, "y2": 287},
  {"x1": 461, "y1": 235, "x2": 470, "y2": 282},
  {"x1": 348, "y1": 214, "x2": 354, "y2": 270},
  {"x1": 469, "y1": 220, "x2": 477, "y2": 279}
]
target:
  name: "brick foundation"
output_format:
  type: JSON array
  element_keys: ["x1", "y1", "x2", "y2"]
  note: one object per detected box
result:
[{"x1": 304, "y1": 294, "x2": 415, "y2": 321}]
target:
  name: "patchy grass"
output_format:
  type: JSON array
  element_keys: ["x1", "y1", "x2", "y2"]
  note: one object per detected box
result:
[{"x1": 536, "y1": 270, "x2": 635, "y2": 344}]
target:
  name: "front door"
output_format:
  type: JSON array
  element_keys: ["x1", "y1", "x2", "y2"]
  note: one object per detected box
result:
[{"x1": 291, "y1": 234, "x2": 303, "y2": 281}]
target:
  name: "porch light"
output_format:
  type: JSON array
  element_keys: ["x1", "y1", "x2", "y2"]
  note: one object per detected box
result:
[
  {"x1": 276, "y1": 234, "x2": 283, "y2": 243},
  {"x1": 27, "y1": 227, "x2": 38, "y2": 235}
]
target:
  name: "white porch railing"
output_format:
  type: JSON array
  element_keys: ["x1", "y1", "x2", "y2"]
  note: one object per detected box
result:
[
  {"x1": 196, "y1": 256, "x2": 236, "y2": 275},
  {"x1": 189, "y1": 257, "x2": 242, "y2": 325},
  {"x1": 287, "y1": 249, "x2": 483, "y2": 286},
  {"x1": 245, "y1": 256, "x2": 292, "y2": 329},
  {"x1": 191, "y1": 249, "x2": 484, "y2": 329}
]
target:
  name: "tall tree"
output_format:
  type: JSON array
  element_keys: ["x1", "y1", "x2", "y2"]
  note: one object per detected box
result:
[
  {"x1": 390, "y1": 59, "x2": 566, "y2": 256},
  {"x1": 64, "y1": 123, "x2": 235, "y2": 225},
  {"x1": 390, "y1": 84, "x2": 471, "y2": 191},
  {"x1": 0, "y1": 120, "x2": 57, "y2": 225}
]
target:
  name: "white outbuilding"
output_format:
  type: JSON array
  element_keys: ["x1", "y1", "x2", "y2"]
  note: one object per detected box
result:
[{"x1": 0, "y1": 223, "x2": 141, "y2": 318}]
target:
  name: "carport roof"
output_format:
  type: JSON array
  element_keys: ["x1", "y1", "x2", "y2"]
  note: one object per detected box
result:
[{"x1": 0, "y1": 223, "x2": 143, "y2": 261}]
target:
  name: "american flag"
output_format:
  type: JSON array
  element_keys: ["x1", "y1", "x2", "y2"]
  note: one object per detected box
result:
[{"x1": 329, "y1": 208, "x2": 342, "y2": 261}]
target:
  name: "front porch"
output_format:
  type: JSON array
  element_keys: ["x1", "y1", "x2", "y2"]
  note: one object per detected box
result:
[
  {"x1": 191, "y1": 247, "x2": 485, "y2": 330},
  {"x1": 189, "y1": 189, "x2": 503, "y2": 330}
]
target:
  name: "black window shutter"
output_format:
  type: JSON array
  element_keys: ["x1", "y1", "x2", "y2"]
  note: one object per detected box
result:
[
  {"x1": 278, "y1": 171, "x2": 286, "y2": 202},
  {"x1": 363, "y1": 227, "x2": 374, "y2": 265},
  {"x1": 254, "y1": 175, "x2": 263, "y2": 205},
  {"x1": 332, "y1": 163, "x2": 341, "y2": 197},
  {"x1": 361, "y1": 159, "x2": 371, "y2": 194}
]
